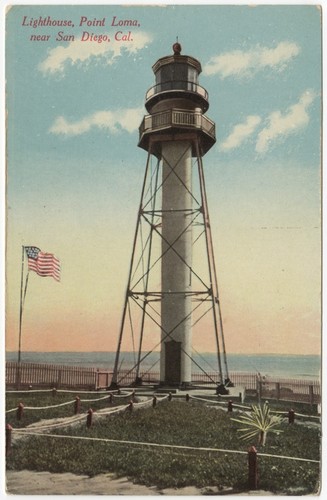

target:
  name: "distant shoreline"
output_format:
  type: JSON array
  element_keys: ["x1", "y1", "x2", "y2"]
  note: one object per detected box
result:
[{"x1": 5, "y1": 351, "x2": 320, "y2": 380}]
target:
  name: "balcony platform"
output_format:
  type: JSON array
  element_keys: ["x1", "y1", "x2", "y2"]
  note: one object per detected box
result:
[{"x1": 138, "y1": 108, "x2": 216, "y2": 157}]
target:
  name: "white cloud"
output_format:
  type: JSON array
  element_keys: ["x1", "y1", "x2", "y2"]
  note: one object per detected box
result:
[
  {"x1": 220, "y1": 115, "x2": 261, "y2": 151},
  {"x1": 203, "y1": 41, "x2": 300, "y2": 79},
  {"x1": 255, "y1": 90, "x2": 316, "y2": 154},
  {"x1": 39, "y1": 31, "x2": 152, "y2": 75},
  {"x1": 49, "y1": 107, "x2": 144, "y2": 136}
]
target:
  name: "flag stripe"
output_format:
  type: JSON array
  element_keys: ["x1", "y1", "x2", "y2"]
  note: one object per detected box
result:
[{"x1": 25, "y1": 247, "x2": 61, "y2": 282}]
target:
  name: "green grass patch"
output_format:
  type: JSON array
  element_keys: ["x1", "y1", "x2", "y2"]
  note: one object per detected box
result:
[{"x1": 6, "y1": 398, "x2": 320, "y2": 494}]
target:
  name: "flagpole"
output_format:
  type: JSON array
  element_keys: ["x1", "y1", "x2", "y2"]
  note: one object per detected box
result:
[{"x1": 18, "y1": 245, "x2": 25, "y2": 363}]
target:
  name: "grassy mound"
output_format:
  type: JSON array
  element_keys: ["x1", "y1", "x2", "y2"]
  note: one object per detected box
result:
[{"x1": 6, "y1": 399, "x2": 320, "y2": 493}]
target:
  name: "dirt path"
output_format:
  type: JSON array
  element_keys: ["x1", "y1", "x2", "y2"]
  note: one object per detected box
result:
[
  {"x1": 6, "y1": 470, "x2": 274, "y2": 495},
  {"x1": 5, "y1": 470, "x2": 224, "y2": 495}
]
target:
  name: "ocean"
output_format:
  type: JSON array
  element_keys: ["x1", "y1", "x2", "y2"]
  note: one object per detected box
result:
[{"x1": 6, "y1": 351, "x2": 321, "y2": 380}]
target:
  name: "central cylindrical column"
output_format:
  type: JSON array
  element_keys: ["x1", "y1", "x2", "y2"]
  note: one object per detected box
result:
[{"x1": 160, "y1": 140, "x2": 193, "y2": 385}]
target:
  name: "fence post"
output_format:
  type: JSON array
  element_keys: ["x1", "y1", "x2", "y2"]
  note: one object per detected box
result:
[
  {"x1": 52, "y1": 388, "x2": 57, "y2": 397},
  {"x1": 6, "y1": 424, "x2": 13, "y2": 456},
  {"x1": 227, "y1": 400, "x2": 233, "y2": 412},
  {"x1": 248, "y1": 446, "x2": 258, "y2": 490},
  {"x1": 152, "y1": 396, "x2": 157, "y2": 408},
  {"x1": 132, "y1": 390, "x2": 136, "y2": 402},
  {"x1": 128, "y1": 400, "x2": 134, "y2": 412},
  {"x1": 288, "y1": 409, "x2": 295, "y2": 424},
  {"x1": 57, "y1": 370, "x2": 62, "y2": 389},
  {"x1": 74, "y1": 396, "x2": 80, "y2": 415},
  {"x1": 86, "y1": 408, "x2": 93, "y2": 428},
  {"x1": 309, "y1": 385, "x2": 314, "y2": 405},
  {"x1": 168, "y1": 392, "x2": 172, "y2": 401},
  {"x1": 275, "y1": 383, "x2": 280, "y2": 401},
  {"x1": 17, "y1": 402, "x2": 24, "y2": 421},
  {"x1": 257, "y1": 380, "x2": 262, "y2": 403},
  {"x1": 186, "y1": 393, "x2": 190, "y2": 402},
  {"x1": 16, "y1": 364, "x2": 21, "y2": 390},
  {"x1": 108, "y1": 393, "x2": 113, "y2": 404}
]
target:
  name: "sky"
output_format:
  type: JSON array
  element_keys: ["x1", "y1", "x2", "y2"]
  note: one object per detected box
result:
[{"x1": 4, "y1": 3, "x2": 321, "y2": 356}]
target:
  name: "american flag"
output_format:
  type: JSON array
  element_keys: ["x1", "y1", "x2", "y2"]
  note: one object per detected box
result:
[{"x1": 25, "y1": 246, "x2": 61, "y2": 282}]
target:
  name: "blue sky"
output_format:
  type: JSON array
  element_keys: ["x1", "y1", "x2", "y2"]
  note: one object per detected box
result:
[{"x1": 5, "y1": 3, "x2": 321, "y2": 355}]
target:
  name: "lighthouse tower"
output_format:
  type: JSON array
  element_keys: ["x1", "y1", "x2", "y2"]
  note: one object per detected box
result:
[{"x1": 111, "y1": 43, "x2": 230, "y2": 390}]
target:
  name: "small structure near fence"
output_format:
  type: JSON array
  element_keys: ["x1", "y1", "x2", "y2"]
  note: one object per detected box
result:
[{"x1": 6, "y1": 362, "x2": 320, "y2": 405}]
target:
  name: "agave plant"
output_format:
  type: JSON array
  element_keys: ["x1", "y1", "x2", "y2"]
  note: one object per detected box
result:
[{"x1": 231, "y1": 401, "x2": 283, "y2": 446}]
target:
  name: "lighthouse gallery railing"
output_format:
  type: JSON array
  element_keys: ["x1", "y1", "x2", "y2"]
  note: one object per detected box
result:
[{"x1": 139, "y1": 108, "x2": 216, "y2": 139}]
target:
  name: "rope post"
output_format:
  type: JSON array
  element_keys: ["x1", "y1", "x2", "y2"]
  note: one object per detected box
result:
[
  {"x1": 108, "y1": 393, "x2": 113, "y2": 404},
  {"x1": 168, "y1": 392, "x2": 172, "y2": 401},
  {"x1": 186, "y1": 393, "x2": 190, "y2": 402},
  {"x1": 17, "y1": 402, "x2": 24, "y2": 421},
  {"x1": 52, "y1": 388, "x2": 57, "y2": 397},
  {"x1": 227, "y1": 400, "x2": 233, "y2": 412},
  {"x1": 6, "y1": 424, "x2": 13, "y2": 457},
  {"x1": 152, "y1": 396, "x2": 157, "y2": 408},
  {"x1": 74, "y1": 396, "x2": 81, "y2": 415},
  {"x1": 128, "y1": 400, "x2": 134, "y2": 412},
  {"x1": 248, "y1": 446, "x2": 258, "y2": 490},
  {"x1": 288, "y1": 409, "x2": 295, "y2": 424},
  {"x1": 118, "y1": 389, "x2": 121, "y2": 395},
  {"x1": 132, "y1": 390, "x2": 136, "y2": 402},
  {"x1": 86, "y1": 408, "x2": 93, "y2": 428}
]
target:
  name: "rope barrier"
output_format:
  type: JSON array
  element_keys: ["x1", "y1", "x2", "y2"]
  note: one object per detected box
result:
[
  {"x1": 79, "y1": 395, "x2": 111, "y2": 403},
  {"x1": 289, "y1": 412, "x2": 320, "y2": 420},
  {"x1": 267, "y1": 409, "x2": 320, "y2": 420},
  {"x1": 10, "y1": 430, "x2": 320, "y2": 464},
  {"x1": 257, "y1": 451, "x2": 319, "y2": 463},
  {"x1": 93, "y1": 395, "x2": 167, "y2": 417},
  {"x1": 23, "y1": 400, "x2": 76, "y2": 410},
  {"x1": 11, "y1": 397, "x2": 165, "y2": 431},
  {"x1": 133, "y1": 399, "x2": 154, "y2": 408},
  {"x1": 6, "y1": 394, "x2": 118, "y2": 413},
  {"x1": 231, "y1": 403, "x2": 252, "y2": 410},
  {"x1": 189, "y1": 395, "x2": 251, "y2": 410},
  {"x1": 94, "y1": 405, "x2": 130, "y2": 417},
  {"x1": 114, "y1": 391, "x2": 134, "y2": 398},
  {"x1": 189, "y1": 395, "x2": 226, "y2": 405},
  {"x1": 6, "y1": 391, "x2": 319, "y2": 424},
  {"x1": 13, "y1": 414, "x2": 86, "y2": 432}
]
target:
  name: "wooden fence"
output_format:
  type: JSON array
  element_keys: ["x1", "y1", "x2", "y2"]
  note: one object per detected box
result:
[
  {"x1": 259, "y1": 378, "x2": 321, "y2": 404},
  {"x1": 6, "y1": 362, "x2": 97, "y2": 390},
  {"x1": 6, "y1": 362, "x2": 321, "y2": 404}
]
